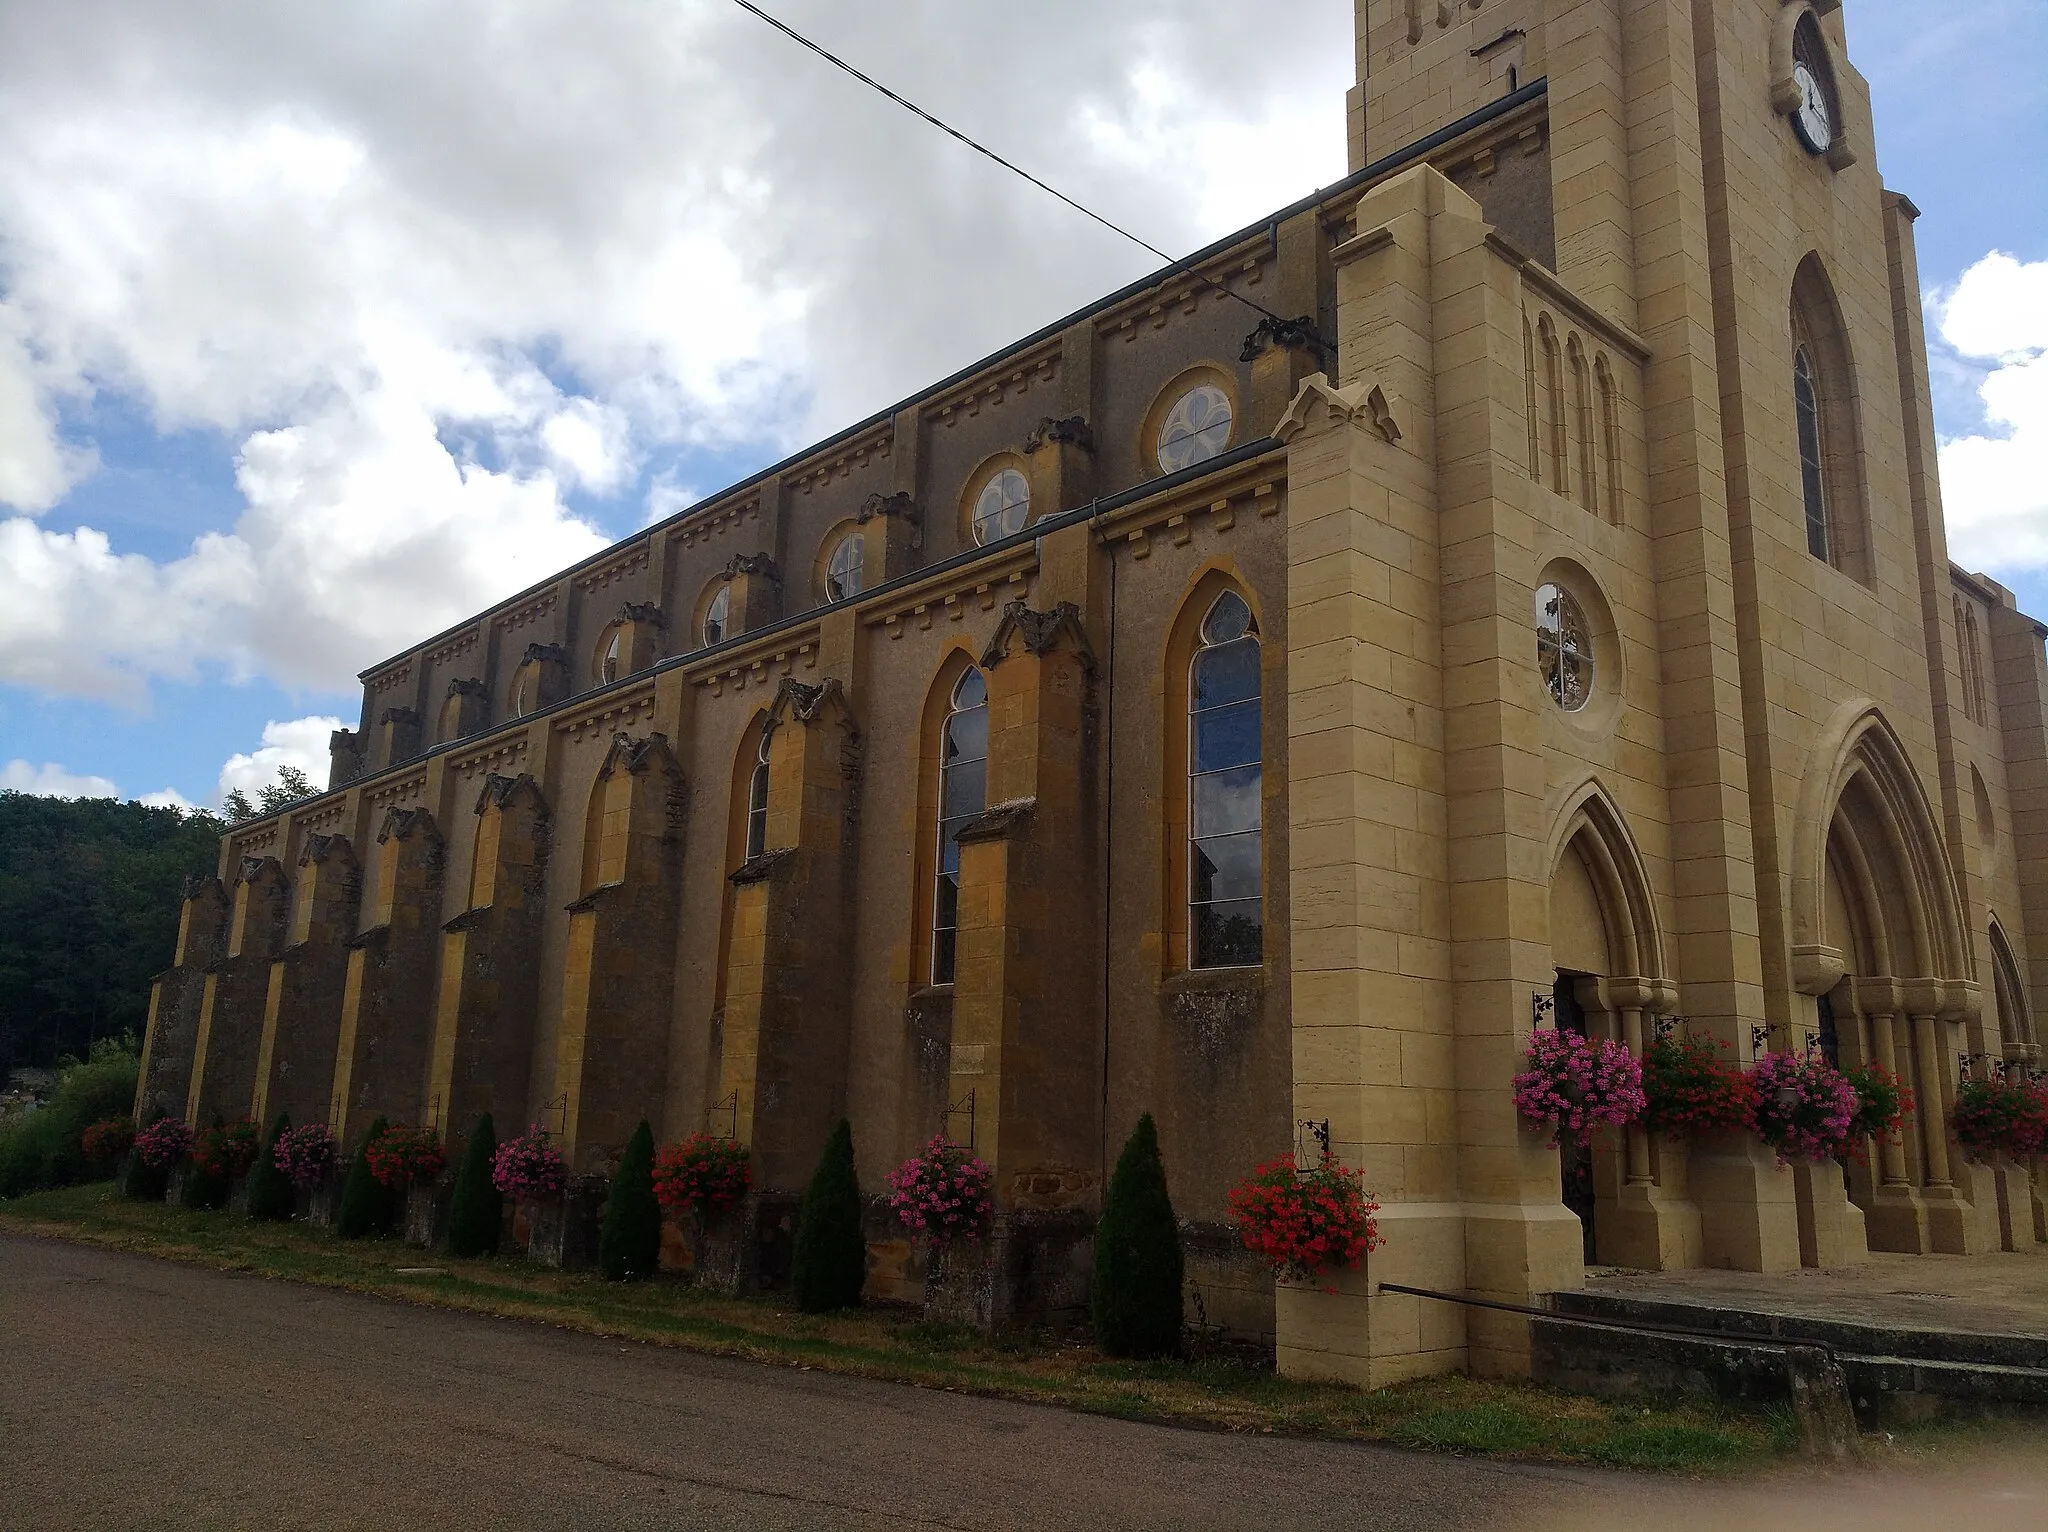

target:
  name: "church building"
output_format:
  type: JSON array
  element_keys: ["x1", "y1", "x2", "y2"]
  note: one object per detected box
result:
[{"x1": 139, "y1": 0, "x2": 2048, "y2": 1385}]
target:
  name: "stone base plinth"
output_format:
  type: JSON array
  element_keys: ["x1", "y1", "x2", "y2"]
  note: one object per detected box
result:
[
  {"x1": 921, "y1": 1209, "x2": 1092, "y2": 1333},
  {"x1": 524, "y1": 1176, "x2": 605, "y2": 1269}
]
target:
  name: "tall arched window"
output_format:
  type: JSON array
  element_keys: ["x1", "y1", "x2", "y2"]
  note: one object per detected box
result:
[
  {"x1": 1795, "y1": 345, "x2": 1830, "y2": 563},
  {"x1": 745, "y1": 727, "x2": 771, "y2": 860},
  {"x1": 931, "y1": 667, "x2": 988, "y2": 984},
  {"x1": 600, "y1": 626, "x2": 623, "y2": 684},
  {"x1": 1189, "y1": 591, "x2": 1262, "y2": 968}
]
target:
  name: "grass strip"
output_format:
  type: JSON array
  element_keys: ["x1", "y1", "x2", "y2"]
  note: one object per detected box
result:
[{"x1": 2, "y1": 1181, "x2": 1797, "y2": 1474}]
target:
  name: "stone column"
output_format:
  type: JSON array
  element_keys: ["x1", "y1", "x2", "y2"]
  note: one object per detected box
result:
[
  {"x1": 1581, "y1": 978, "x2": 1698, "y2": 1270},
  {"x1": 717, "y1": 679, "x2": 861, "y2": 1195},
  {"x1": 252, "y1": 834, "x2": 360, "y2": 1132},
  {"x1": 1846, "y1": 977, "x2": 1929, "y2": 1252},
  {"x1": 1021, "y1": 413, "x2": 1094, "y2": 521},
  {"x1": 940, "y1": 600, "x2": 1101, "y2": 1325},
  {"x1": 187, "y1": 857, "x2": 291, "y2": 1126},
  {"x1": 1906, "y1": 981, "x2": 1970, "y2": 1255},
  {"x1": 136, "y1": 876, "x2": 229, "y2": 1124},
  {"x1": 554, "y1": 733, "x2": 684, "y2": 1170},
  {"x1": 331, "y1": 808, "x2": 445, "y2": 1144},
  {"x1": 720, "y1": 554, "x2": 781, "y2": 637},
  {"x1": 425, "y1": 774, "x2": 550, "y2": 1151}
]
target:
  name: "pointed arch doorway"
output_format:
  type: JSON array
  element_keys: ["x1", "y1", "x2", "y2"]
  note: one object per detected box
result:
[{"x1": 1545, "y1": 783, "x2": 1696, "y2": 1271}]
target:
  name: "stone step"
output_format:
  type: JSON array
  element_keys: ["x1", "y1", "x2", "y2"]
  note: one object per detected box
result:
[
  {"x1": 1534, "y1": 1293, "x2": 2048, "y2": 1428},
  {"x1": 1550, "y1": 1289, "x2": 2048, "y2": 1371}
]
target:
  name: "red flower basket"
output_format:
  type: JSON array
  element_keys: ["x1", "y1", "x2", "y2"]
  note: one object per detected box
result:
[
  {"x1": 1228, "y1": 1152, "x2": 1382, "y2": 1292},
  {"x1": 652, "y1": 1133, "x2": 752, "y2": 1218},
  {"x1": 1641, "y1": 1033, "x2": 1753, "y2": 1139},
  {"x1": 81, "y1": 1116, "x2": 136, "y2": 1168},
  {"x1": 134, "y1": 1117, "x2": 195, "y2": 1169},
  {"x1": 192, "y1": 1118, "x2": 261, "y2": 1179},
  {"x1": 366, "y1": 1125, "x2": 447, "y2": 1188}
]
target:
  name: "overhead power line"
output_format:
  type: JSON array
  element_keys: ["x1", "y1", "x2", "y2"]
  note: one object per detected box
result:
[{"x1": 726, "y1": 0, "x2": 1305, "y2": 335}]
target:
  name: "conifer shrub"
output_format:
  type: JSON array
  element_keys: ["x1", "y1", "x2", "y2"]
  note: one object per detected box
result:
[
  {"x1": 792, "y1": 1118, "x2": 865, "y2": 1313},
  {"x1": 1091, "y1": 1114, "x2": 1185, "y2": 1359},
  {"x1": 599, "y1": 1120, "x2": 661, "y2": 1281},
  {"x1": 336, "y1": 1116, "x2": 394, "y2": 1238},
  {"x1": 446, "y1": 1113, "x2": 502, "y2": 1259},
  {"x1": 244, "y1": 1112, "x2": 296, "y2": 1222}
]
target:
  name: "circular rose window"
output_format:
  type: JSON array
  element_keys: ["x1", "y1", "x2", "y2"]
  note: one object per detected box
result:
[
  {"x1": 1535, "y1": 583, "x2": 1594, "y2": 712},
  {"x1": 1156, "y1": 384, "x2": 1233, "y2": 473}
]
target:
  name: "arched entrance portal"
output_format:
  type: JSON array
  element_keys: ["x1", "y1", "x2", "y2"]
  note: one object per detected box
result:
[
  {"x1": 1791, "y1": 702, "x2": 1985, "y2": 1257},
  {"x1": 1545, "y1": 783, "x2": 1694, "y2": 1270}
]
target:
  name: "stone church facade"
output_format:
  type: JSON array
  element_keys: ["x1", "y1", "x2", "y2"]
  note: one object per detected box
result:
[{"x1": 139, "y1": 0, "x2": 2048, "y2": 1384}]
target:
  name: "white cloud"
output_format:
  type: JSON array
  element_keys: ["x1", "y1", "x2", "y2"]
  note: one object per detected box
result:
[
  {"x1": 1936, "y1": 252, "x2": 2048, "y2": 571},
  {"x1": 217, "y1": 714, "x2": 344, "y2": 803},
  {"x1": 0, "y1": 1, "x2": 1351, "y2": 702},
  {"x1": 1, "y1": 759, "x2": 120, "y2": 799},
  {"x1": 137, "y1": 786, "x2": 200, "y2": 811}
]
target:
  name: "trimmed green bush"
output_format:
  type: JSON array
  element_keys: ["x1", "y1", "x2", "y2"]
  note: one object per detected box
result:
[
  {"x1": 792, "y1": 1118, "x2": 866, "y2": 1313},
  {"x1": 336, "y1": 1116, "x2": 393, "y2": 1238},
  {"x1": 599, "y1": 1120, "x2": 661, "y2": 1281},
  {"x1": 1091, "y1": 1113, "x2": 1184, "y2": 1359},
  {"x1": 244, "y1": 1112, "x2": 295, "y2": 1221},
  {"x1": 446, "y1": 1112, "x2": 502, "y2": 1258}
]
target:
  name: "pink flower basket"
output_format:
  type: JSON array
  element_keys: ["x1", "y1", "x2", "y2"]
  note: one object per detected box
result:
[
  {"x1": 886, "y1": 1136, "x2": 994, "y2": 1244},
  {"x1": 492, "y1": 1128, "x2": 566, "y2": 1200},
  {"x1": 1512, "y1": 1029, "x2": 1645, "y2": 1146}
]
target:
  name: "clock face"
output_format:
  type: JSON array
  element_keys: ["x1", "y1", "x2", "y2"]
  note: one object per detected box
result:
[{"x1": 1792, "y1": 59, "x2": 1834, "y2": 154}]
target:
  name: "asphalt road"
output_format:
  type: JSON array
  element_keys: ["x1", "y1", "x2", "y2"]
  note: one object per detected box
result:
[{"x1": 3, "y1": 1233, "x2": 2045, "y2": 1531}]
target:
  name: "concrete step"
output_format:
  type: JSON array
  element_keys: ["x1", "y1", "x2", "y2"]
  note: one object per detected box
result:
[
  {"x1": 1550, "y1": 1288, "x2": 2048, "y2": 1370},
  {"x1": 1534, "y1": 1291, "x2": 2048, "y2": 1428}
]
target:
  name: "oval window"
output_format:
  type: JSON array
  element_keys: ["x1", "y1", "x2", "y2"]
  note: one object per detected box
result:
[
  {"x1": 1535, "y1": 583, "x2": 1594, "y2": 712},
  {"x1": 826, "y1": 533, "x2": 864, "y2": 602},
  {"x1": 971, "y1": 468, "x2": 1030, "y2": 546},
  {"x1": 1157, "y1": 384, "x2": 1233, "y2": 473},
  {"x1": 703, "y1": 584, "x2": 731, "y2": 648}
]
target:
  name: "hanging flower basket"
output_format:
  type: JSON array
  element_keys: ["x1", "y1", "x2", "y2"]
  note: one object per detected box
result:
[
  {"x1": 492, "y1": 1128, "x2": 566, "y2": 1200},
  {"x1": 134, "y1": 1117, "x2": 196, "y2": 1170},
  {"x1": 1640, "y1": 1032, "x2": 1753, "y2": 1139},
  {"x1": 1842, "y1": 1062, "x2": 1915, "y2": 1153},
  {"x1": 1950, "y1": 1076, "x2": 2048, "y2": 1161},
  {"x1": 81, "y1": 1116, "x2": 136, "y2": 1169},
  {"x1": 367, "y1": 1125, "x2": 447, "y2": 1188},
  {"x1": 1228, "y1": 1152, "x2": 1382, "y2": 1292},
  {"x1": 192, "y1": 1118, "x2": 262, "y2": 1180},
  {"x1": 270, "y1": 1123, "x2": 337, "y2": 1190},
  {"x1": 886, "y1": 1136, "x2": 994, "y2": 1244},
  {"x1": 652, "y1": 1133, "x2": 752, "y2": 1219},
  {"x1": 1512, "y1": 1029, "x2": 1645, "y2": 1146},
  {"x1": 1746, "y1": 1051, "x2": 1857, "y2": 1164}
]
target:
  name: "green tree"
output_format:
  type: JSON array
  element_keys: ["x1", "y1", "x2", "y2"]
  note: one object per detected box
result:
[
  {"x1": 598, "y1": 1120, "x2": 661, "y2": 1281},
  {"x1": 0, "y1": 793, "x2": 225, "y2": 1073},
  {"x1": 446, "y1": 1113, "x2": 502, "y2": 1258},
  {"x1": 1091, "y1": 1114, "x2": 1184, "y2": 1360},
  {"x1": 256, "y1": 767, "x2": 315, "y2": 816},
  {"x1": 336, "y1": 1116, "x2": 393, "y2": 1238},
  {"x1": 245, "y1": 1112, "x2": 296, "y2": 1221},
  {"x1": 221, "y1": 790, "x2": 256, "y2": 824},
  {"x1": 792, "y1": 1118, "x2": 865, "y2": 1313}
]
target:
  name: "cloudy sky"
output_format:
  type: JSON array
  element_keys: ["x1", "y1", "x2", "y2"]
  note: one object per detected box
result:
[{"x1": 2, "y1": 1, "x2": 2045, "y2": 809}]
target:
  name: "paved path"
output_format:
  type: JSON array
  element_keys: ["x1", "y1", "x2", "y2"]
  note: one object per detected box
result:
[{"x1": 3, "y1": 1234, "x2": 2046, "y2": 1531}]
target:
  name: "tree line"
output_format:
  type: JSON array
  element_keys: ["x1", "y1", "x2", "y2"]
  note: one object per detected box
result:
[{"x1": 0, "y1": 776, "x2": 317, "y2": 1077}]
